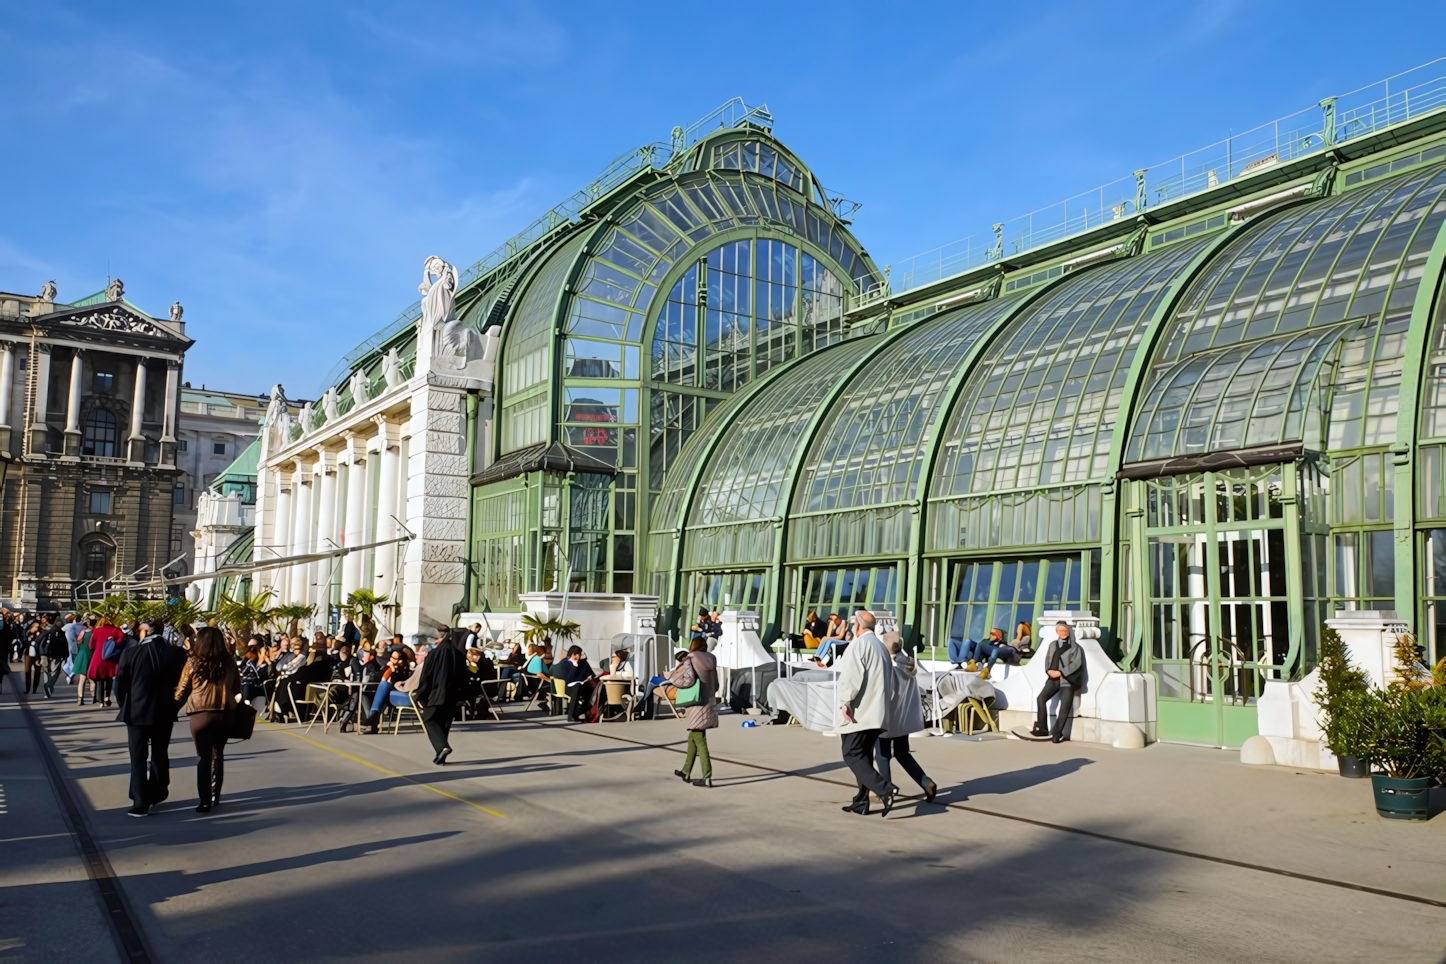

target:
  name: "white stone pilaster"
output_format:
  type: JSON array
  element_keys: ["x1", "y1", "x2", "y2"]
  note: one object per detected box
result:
[
  {"x1": 372, "y1": 417, "x2": 401, "y2": 602},
  {"x1": 288, "y1": 461, "x2": 312, "y2": 604},
  {"x1": 341, "y1": 434, "x2": 369, "y2": 600},
  {"x1": 400, "y1": 386, "x2": 469, "y2": 642},
  {"x1": 313, "y1": 448, "x2": 338, "y2": 616}
]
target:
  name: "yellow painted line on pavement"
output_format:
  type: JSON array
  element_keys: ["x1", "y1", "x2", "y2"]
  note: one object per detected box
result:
[{"x1": 265, "y1": 723, "x2": 506, "y2": 820}]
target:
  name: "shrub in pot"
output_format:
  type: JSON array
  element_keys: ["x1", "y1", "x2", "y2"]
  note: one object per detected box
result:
[
  {"x1": 1352, "y1": 637, "x2": 1446, "y2": 820},
  {"x1": 1314, "y1": 627, "x2": 1371, "y2": 777}
]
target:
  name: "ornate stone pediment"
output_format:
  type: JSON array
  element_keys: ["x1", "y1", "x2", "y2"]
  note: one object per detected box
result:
[{"x1": 56, "y1": 305, "x2": 172, "y2": 338}]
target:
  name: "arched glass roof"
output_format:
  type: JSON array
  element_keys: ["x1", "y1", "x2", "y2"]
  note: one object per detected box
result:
[
  {"x1": 1128, "y1": 163, "x2": 1446, "y2": 462},
  {"x1": 794, "y1": 297, "x2": 1020, "y2": 514},
  {"x1": 1423, "y1": 289, "x2": 1446, "y2": 441},
  {"x1": 1130, "y1": 324, "x2": 1354, "y2": 460},
  {"x1": 691, "y1": 337, "x2": 879, "y2": 526},
  {"x1": 502, "y1": 233, "x2": 590, "y2": 398},
  {"x1": 933, "y1": 238, "x2": 1211, "y2": 496}
]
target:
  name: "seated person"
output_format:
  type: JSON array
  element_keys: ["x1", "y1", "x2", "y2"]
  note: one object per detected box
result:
[
  {"x1": 550, "y1": 645, "x2": 595, "y2": 721},
  {"x1": 361, "y1": 650, "x2": 415, "y2": 733},
  {"x1": 339, "y1": 647, "x2": 383, "y2": 732},
  {"x1": 462, "y1": 646, "x2": 497, "y2": 718},
  {"x1": 690, "y1": 608, "x2": 720, "y2": 642},
  {"x1": 801, "y1": 609, "x2": 827, "y2": 650},
  {"x1": 813, "y1": 613, "x2": 851, "y2": 666},
  {"x1": 1011, "y1": 620, "x2": 1034, "y2": 659},
  {"x1": 497, "y1": 642, "x2": 526, "y2": 698},
  {"x1": 971, "y1": 627, "x2": 1018, "y2": 679},
  {"x1": 946, "y1": 636, "x2": 975, "y2": 669},
  {"x1": 651, "y1": 651, "x2": 691, "y2": 701},
  {"x1": 604, "y1": 648, "x2": 633, "y2": 678}
]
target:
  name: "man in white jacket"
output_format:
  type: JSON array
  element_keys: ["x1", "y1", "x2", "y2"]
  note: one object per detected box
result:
[{"x1": 835, "y1": 610, "x2": 897, "y2": 816}]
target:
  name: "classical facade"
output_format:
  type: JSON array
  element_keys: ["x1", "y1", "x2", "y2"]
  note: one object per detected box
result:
[{"x1": 0, "y1": 280, "x2": 190, "y2": 609}]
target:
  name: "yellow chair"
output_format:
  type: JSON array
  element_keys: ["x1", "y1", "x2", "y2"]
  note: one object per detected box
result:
[
  {"x1": 391, "y1": 692, "x2": 425, "y2": 735},
  {"x1": 550, "y1": 677, "x2": 569, "y2": 716},
  {"x1": 955, "y1": 697, "x2": 998, "y2": 735}
]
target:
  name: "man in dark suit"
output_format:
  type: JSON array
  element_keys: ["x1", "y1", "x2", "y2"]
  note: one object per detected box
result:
[{"x1": 114, "y1": 619, "x2": 187, "y2": 817}]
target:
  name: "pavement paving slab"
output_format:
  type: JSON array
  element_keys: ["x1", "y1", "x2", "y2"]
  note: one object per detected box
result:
[{"x1": 4, "y1": 681, "x2": 1445, "y2": 963}]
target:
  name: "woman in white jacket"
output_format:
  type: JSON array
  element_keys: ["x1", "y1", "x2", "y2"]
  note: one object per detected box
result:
[{"x1": 876, "y1": 632, "x2": 938, "y2": 802}]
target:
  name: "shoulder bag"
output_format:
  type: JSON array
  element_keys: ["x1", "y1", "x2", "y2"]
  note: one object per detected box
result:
[{"x1": 674, "y1": 677, "x2": 704, "y2": 708}]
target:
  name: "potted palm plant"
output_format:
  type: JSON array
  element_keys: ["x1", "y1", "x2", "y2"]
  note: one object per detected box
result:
[
  {"x1": 1315, "y1": 627, "x2": 1372, "y2": 777},
  {"x1": 1353, "y1": 636, "x2": 1446, "y2": 821}
]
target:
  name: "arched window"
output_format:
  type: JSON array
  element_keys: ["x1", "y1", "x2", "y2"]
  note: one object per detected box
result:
[
  {"x1": 82, "y1": 409, "x2": 118, "y2": 458},
  {"x1": 82, "y1": 540, "x2": 112, "y2": 581}
]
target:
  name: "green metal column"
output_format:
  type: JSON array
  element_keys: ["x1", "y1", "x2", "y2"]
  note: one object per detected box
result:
[
  {"x1": 1099, "y1": 220, "x2": 1264, "y2": 659},
  {"x1": 1390, "y1": 219, "x2": 1446, "y2": 629}
]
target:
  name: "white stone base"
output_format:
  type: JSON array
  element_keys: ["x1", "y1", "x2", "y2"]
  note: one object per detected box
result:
[{"x1": 997, "y1": 709, "x2": 1153, "y2": 747}]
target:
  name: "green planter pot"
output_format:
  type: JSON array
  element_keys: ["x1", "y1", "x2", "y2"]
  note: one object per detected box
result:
[
  {"x1": 1337, "y1": 755, "x2": 1369, "y2": 779},
  {"x1": 1370, "y1": 774, "x2": 1432, "y2": 820}
]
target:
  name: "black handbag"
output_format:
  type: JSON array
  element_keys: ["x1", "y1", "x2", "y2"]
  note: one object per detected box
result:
[{"x1": 227, "y1": 701, "x2": 257, "y2": 741}]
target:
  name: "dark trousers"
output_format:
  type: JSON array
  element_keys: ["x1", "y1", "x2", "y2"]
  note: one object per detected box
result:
[
  {"x1": 23, "y1": 656, "x2": 42, "y2": 693},
  {"x1": 126, "y1": 722, "x2": 175, "y2": 808},
  {"x1": 189, "y1": 712, "x2": 228, "y2": 805},
  {"x1": 877, "y1": 736, "x2": 928, "y2": 791},
  {"x1": 1035, "y1": 677, "x2": 1077, "y2": 740},
  {"x1": 42, "y1": 657, "x2": 65, "y2": 696},
  {"x1": 840, "y1": 729, "x2": 890, "y2": 802},
  {"x1": 422, "y1": 707, "x2": 453, "y2": 756},
  {"x1": 566, "y1": 682, "x2": 594, "y2": 721}
]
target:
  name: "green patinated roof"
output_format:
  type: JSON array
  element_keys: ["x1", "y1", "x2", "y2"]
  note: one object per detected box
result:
[{"x1": 211, "y1": 438, "x2": 260, "y2": 488}]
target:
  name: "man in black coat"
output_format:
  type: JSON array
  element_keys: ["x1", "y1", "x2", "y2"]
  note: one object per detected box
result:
[
  {"x1": 412, "y1": 633, "x2": 467, "y2": 765},
  {"x1": 39, "y1": 614, "x2": 69, "y2": 698},
  {"x1": 114, "y1": 620, "x2": 187, "y2": 817}
]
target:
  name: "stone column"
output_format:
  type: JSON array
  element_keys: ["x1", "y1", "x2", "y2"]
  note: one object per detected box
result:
[
  {"x1": 63, "y1": 348, "x2": 84, "y2": 456},
  {"x1": 269, "y1": 466, "x2": 292, "y2": 597},
  {"x1": 313, "y1": 449, "x2": 339, "y2": 621},
  {"x1": 127, "y1": 358, "x2": 148, "y2": 462},
  {"x1": 372, "y1": 417, "x2": 401, "y2": 601},
  {"x1": 0, "y1": 339, "x2": 17, "y2": 456},
  {"x1": 341, "y1": 434, "x2": 368, "y2": 600},
  {"x1": 28, "y1": 343, "x2": 51, "y2": 454},
  {"x1": 288, "y1": 461, "x2": 313, "y2": 604},
  {"x1": 400, "y1": 386, "x2": 469, "y2": 642},
  {"x1": 160, "y1": 359, "x2": 180, "y2": 466}
]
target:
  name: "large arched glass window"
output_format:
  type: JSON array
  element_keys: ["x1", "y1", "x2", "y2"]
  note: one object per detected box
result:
[
  {"x1": 82, "y1": 409, "x2": 118, "y2": 458},
  {"x1": 652, "y1": 238, "x2": 845, "y2": 392},
  {"x1": 82, "y1": 539, "x2": 112, "y2": 580}
]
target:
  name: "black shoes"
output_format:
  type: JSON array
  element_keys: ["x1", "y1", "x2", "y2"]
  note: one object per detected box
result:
[
  {"x1": 1030, "y1": 724, "x2": 1049, "y2": 738},
  {"x1": 693, "y1": 778, "x2": 713, "y2": 788},
  {"x1": 674, "y1": 769, "x2": 690, "y2": 782},
  {"x1": 126, "y1": 805, "x2": 149, "y2": 818},
  {"x1": 1051, "y1": 735, "x2": 1068, "y2": 743},
  {"x1": 433, "y1": 747, "x2": 452, "y2": 766},
  {"x1": 879, "y1": 784, "x2": 901, "y2": 818},
  {"x1": 923, "y1": 779, "x2": 938, "y2": 803},
  {"x1": 196, "y1": 803, "x2": 212, "y2": 813}
]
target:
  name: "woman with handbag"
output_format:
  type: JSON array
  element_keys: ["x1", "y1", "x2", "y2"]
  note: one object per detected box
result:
[
  {"x1": 87, "y1": 616, "x2": 124, "y2": 707},
  {"x1": 665, "y1": 638, "x2": 719, "y2": 788},
  {"x1": 174, "y1": 626, "x2": 242, "y2": 813}
]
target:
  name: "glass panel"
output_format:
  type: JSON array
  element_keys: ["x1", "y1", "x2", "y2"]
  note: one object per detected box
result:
[
  {"x1": 797, "y1": 296, "x2": 1019, "y2": 513},
  {"x1": 1130, "y1": 164, "x2": 1446, "y2": 463},
  {"x1": 935, "y1": 239, "x2": 1209, "y2": 495},
  {"x1": 691, "y1": 339, "x2": 876, "y2": 526}
]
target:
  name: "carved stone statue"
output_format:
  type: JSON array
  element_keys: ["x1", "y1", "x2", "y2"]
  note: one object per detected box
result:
[
  {"x1": 382, "y1": 346, "x2": 403, "y2": 388},
  {"x1": 418, "y1": 255, "x2": 457, "y2": 330},
  {"x1": 263, "y1": 383, "x2": 292, "y2": 451},
  {"x1": 322, "y1": 387, "x2": 339, "y2": 422},
  {"x1": 106, "y1": 278, "x2": 124, "y2": 302},
  {"x1": 39, "y1": 280, "x2": 56, "y2": 302},
  {"x1": 170, "y1": 301, "x2": 184, "y2": 324},
  {"x1": 298, "y1": 401, "x2": 314, "y2": 434},
  {"x1": 348, "y1": 368, "x2": 369, "y2": 406}
]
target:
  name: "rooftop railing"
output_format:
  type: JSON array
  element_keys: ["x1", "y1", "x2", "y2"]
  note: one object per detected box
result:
[
  {"x1": 884, "y1": 58, "x2": 1446, "y2": 297},
  {"x1": 320, "y1": 97, "x2": 773, "y2": 392}
]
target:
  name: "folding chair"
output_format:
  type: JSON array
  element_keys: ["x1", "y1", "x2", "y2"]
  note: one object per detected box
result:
[
  {"x1": 602, "y1": 679, "x2": 633, "y2": 722},
  {"x1": 304, "y1": 684, "x2": 341, "y2": 733},
  {"x1": 955, "y1": 696, "x2": 998, "y2": 735},
  {"x1": 550, "y1": 677, "x2": 569, "y2": 716},
  {"x1": 391, "y1": 691, "x2": 425, "y2": 734}
]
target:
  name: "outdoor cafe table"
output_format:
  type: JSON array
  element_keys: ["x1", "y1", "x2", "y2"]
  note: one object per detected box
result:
[{"x1": 304, "y1": 680, "x2": 371, "y2": 734}]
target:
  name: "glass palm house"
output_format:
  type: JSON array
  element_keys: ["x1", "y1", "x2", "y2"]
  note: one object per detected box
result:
[{"x1": 323, "y1": 81, "x2": 1446, "y2": 746}]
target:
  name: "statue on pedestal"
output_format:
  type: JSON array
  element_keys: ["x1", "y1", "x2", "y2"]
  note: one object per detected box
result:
[{"x1": 106, "y1": 278, "x2": 124, "y2": 302}]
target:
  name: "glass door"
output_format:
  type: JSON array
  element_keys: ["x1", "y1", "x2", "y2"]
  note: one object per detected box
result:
[{"x1": 1143, "y1": 466, "x2": 1294, "y2": 747}]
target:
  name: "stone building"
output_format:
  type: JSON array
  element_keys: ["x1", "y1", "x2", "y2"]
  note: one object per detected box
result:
[{"x1": 0, "y1": 280, "x2": 190, "y2": 609}]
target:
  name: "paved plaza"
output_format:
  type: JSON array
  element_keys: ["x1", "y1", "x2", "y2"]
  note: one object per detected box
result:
[{"x1": 1, "y1": 684, "x2": 1443, "y2": 963}]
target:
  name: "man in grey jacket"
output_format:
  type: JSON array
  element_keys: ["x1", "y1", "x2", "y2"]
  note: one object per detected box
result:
[
  {"x1": 836, "y1": 610, "x2": 897, "y2": 816},
  {"x1": 1032, "y1": 621, "x2": 1087, "y2": 743}
]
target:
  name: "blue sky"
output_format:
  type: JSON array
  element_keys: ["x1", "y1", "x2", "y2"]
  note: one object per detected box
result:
[{"x1": 0, "y1": 1, "x2": 1440, "y2": 398}]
